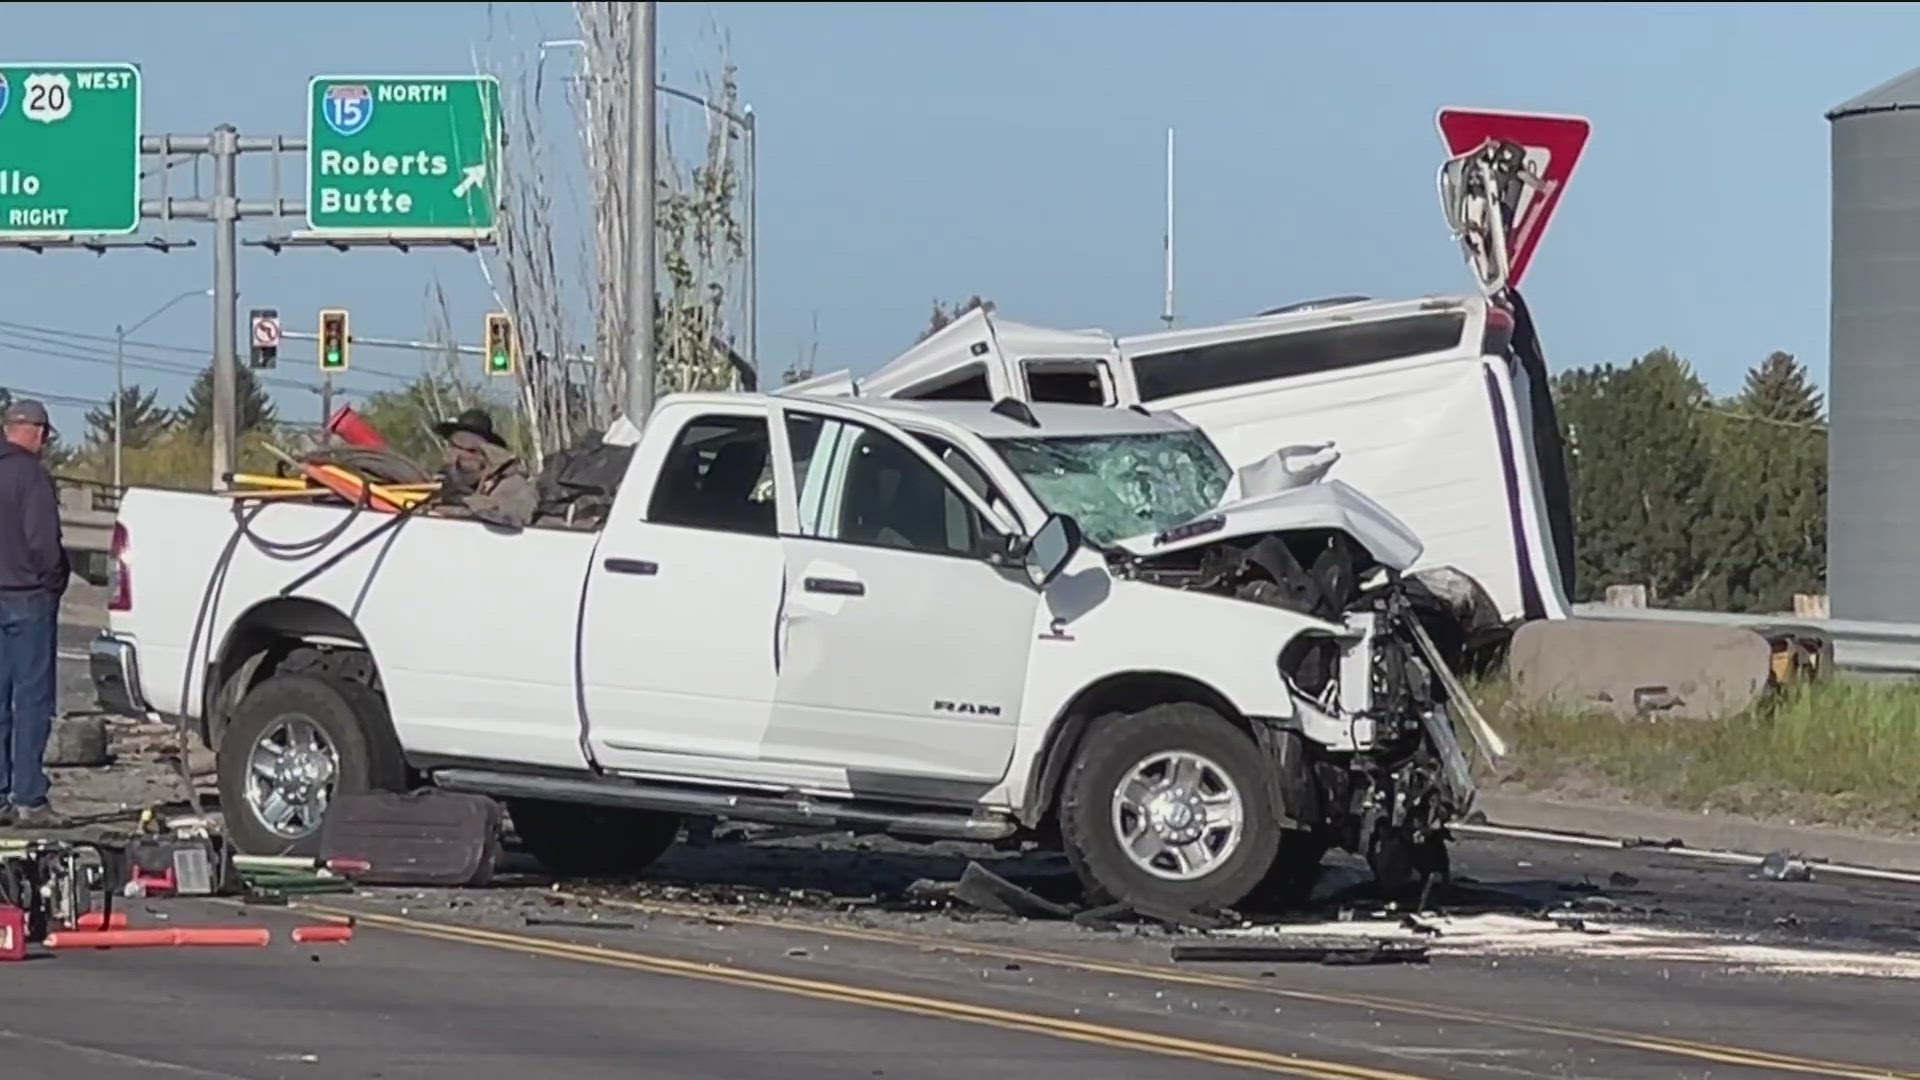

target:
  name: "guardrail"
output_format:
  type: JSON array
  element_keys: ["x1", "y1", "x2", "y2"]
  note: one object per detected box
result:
[{"x1": 1572, "y1": 602, "x2": 1920, "y2": 678}]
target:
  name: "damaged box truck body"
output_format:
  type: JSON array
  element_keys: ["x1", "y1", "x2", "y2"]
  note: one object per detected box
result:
[{"x1": 785, "y1": 292, "x2": 1576, "y2": 630}]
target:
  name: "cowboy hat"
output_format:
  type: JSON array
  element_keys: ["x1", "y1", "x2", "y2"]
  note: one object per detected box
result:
[{"x1": 432, "y1": 408, "x2": 507, "y2": 449}]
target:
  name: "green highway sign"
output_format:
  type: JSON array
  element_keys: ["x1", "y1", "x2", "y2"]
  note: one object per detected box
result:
[
  {"x1": 0, "y1": 62, "x2": 141, "y2": 237},
  {"x1": 306, "y1": 75, "x2": 502, "y2": 236}
]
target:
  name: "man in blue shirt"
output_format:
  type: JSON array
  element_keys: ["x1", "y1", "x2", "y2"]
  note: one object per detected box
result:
[{"x1": 0, "y1": 400, "x2": 69, "y2": 827}]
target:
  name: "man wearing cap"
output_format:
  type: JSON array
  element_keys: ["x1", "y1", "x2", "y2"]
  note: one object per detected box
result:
[
  {"x1": 0, "y1": 400, "x2": 69, "y2": 828},
  {"x1": 432, "y1": 408, "x2": 539, "y2": 528}
]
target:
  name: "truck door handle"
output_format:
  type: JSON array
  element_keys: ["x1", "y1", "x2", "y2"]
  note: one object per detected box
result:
[
  {"x1": 603, "y1": 558, "x2": 659, "y2": 576},
  {"x1": 804, "y1": 577, "x2": 864, "y2": 597}
]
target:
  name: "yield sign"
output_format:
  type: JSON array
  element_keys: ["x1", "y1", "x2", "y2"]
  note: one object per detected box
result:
[{"x1": 1436, "y1": 108, "x2": 1591, "y2": 288}]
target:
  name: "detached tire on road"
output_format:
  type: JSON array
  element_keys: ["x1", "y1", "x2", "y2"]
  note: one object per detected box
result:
[
  {"x1": 217, "y1": 674, "x2": 407, "y2": 857},
  {"x1": 507, "y1": 799, "x2": 682, "y2": 879},
  {"x1": 1060, "y1": 703, "x2": 1281, "y2": 914}
]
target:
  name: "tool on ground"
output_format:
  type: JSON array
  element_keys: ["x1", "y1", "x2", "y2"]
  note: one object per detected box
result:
[
  {"x1": 123, "y1": 836, "x2": 234, "y2": 899},
  {"x1": 0, "y1": 841, "x2": 110, "y2": 943},
  {"x1": 292, "y1": 924, "x2": 354, "y2": 944}
]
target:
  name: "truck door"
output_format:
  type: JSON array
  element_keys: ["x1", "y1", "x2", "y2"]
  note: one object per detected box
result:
[
  {"x1": 580, "y1": 405, "x2": 787, "y2": 769},
  {"x1": 768, "y1": 403, "x2": 1040, "y2": 788}
]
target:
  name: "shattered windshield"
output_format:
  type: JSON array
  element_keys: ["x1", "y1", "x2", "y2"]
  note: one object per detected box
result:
[{"x1": 990, "y1": 431, "x2": 1233, "y2": 546}]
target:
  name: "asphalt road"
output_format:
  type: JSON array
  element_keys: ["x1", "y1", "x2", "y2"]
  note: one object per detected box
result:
[
  {"x1": 31, "y1": 622, "x2": 1920, "y2": 1079},
  {"x1": 6, "y1": 876, "x2": 1917, "y2": 1080}
]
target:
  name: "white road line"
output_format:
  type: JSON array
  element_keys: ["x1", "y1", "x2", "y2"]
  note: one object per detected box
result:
[
  {"x1": 1455, "y1": 821, "x2": 1920, "y2": 887},
  {"x1": 57, "y1": 649, "x2": 89, "y2": 662},
  {"x1": 0, "y1": 1029, "x2": 258, "y2": 1079}
]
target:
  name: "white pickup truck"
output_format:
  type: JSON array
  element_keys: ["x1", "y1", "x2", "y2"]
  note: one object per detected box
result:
[{"x1": 91, "y1": 392, "x2": 1491, "y2": 912}]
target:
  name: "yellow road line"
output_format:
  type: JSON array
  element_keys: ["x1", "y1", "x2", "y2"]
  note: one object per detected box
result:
[
  {"x1": 566, "y1": 893, "x2": 1913, "y2": 1080},
  {"x1": 308, "y1": 904, "x2": 1431, "y2": 1080}
]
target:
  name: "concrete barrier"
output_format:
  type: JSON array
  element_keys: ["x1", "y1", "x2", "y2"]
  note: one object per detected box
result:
[{"x1": 56, "y1": 478, "x2": 118, "y2": 556}]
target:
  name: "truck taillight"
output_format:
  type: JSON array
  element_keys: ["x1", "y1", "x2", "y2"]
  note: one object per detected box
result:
[
  {"x1": 1482, "y1": 302, "x2": 1515, "y2": 356},
  {"x1": 108, "y1": 523, "x2": 131, "y2": 612}
]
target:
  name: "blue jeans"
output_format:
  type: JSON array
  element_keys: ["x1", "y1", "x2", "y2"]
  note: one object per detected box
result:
[{"x1": 0, "y1": 589, "x2": 57, "y2": 809}]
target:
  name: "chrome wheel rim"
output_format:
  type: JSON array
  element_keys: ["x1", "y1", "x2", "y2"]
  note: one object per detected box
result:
[
  {"x1": 245, "y1": 713, "x2": 339, "y2": 840},
  {"x1": 1111, "y1": 749, "x2": 1245, "y2": 881}
]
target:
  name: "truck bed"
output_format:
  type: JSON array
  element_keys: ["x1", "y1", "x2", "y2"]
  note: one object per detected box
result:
[{"x1": 111, "y1": 487, "x2": 601, "y2": 771}]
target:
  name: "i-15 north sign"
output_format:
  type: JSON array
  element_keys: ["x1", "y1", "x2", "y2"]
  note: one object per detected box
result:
[
  {"x1": 0, "y1": 62, "x2": 141, "y2": 237},
  {"x1": 306, "y1": 75, "x2": 502, "y2": 236}
]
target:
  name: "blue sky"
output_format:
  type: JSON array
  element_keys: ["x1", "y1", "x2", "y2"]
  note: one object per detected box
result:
[{"x1": 4, "y1": 1, "x2": 1918, "y2": 436}]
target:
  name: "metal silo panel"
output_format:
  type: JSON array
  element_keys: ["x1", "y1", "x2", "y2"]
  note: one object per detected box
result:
[{"x1": 1829, "y1": 70, "x2": 1920, "y2": 622}]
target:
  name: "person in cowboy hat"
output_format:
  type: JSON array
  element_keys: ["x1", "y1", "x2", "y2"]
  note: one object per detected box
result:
[{"x1": 431, "y1": 408, "x2": 538, "y2": 528}]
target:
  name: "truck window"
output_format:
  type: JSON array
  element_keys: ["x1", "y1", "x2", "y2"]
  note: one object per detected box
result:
[
  {"x1": 1022, "y1": 358, "x2": 1112, "y2": 405},
  {"x1": 786, "y1": 414, "x2": 988, "y2": 558},
  {"x1": 1130, "y1": 312, "x2": 1468, "y2": 403},
  {"x1": 647, "y1": 414, "x2": 778, "y2": 537},
  {"x1": 900, "y1": 364, "x2": 992, "y2": 401}
]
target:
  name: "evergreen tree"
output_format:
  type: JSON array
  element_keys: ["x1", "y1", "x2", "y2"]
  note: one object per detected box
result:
[
  {"x1": 1741, "y1": 350, "x2": 1824, "y2": 425},
  {"x1": 1553, "y1": 348, "x2": 1715, "y2": 604},
  {"x1": 179, "y1": 362, "x2": 277, "y2": 436},
  {"x1": 1696, "y1": 351, "x2": 1827, "y2": 612},
  {"x1": 84, "y1": 385, "x2": 174, "y2": 452}
]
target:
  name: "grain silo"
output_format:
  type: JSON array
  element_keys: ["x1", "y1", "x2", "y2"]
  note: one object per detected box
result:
[{"x1": 1827, "y1": 66, "x2": 1920, "y2": 624}]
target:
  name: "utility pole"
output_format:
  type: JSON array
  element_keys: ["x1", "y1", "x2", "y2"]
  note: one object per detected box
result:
[
  {"x1": 210, "y1": 124, "x2": 241, "y2": 488},
  {"x1": 114, "y1": 324, "x2": 126, "y2": 489},
  {"x1": 1162, "y1": 127, "x2": 1176, "y2": 330},
  {"x1": 319, "y1": 375, "x2": 334, "y2": 446},
  {"x1": 624, "y1": 1, "x2": 658, "y2": 426}
]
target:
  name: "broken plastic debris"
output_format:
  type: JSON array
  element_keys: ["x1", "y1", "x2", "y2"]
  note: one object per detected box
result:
[{"x1": 1758, "y1": 850, "x2": 1813, "y2": 883}]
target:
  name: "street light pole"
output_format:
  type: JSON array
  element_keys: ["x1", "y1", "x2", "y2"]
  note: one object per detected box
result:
[
  {"x1": 744, "y1": 103, "x2": 757, "y2": 373},
  {"x1": 114, "y1": 324, "x2": 124, "y2": 490},
  {"x1": 115, "y1": 288, "x2": 211, "y2": 489},
  {"x1": 624, "y1": 2, "x2": 659, "y2": 426}
]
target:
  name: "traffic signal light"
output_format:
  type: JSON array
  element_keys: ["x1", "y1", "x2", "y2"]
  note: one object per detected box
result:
[
  {"x1": 484, "y1": 312, "x2": 515, "y2": 377},
  {"x1": 319, "y1": 309, "x2": 350, "y2": 372}
]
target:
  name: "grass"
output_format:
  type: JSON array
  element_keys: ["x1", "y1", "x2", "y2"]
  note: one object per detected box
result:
[{"x1": 1469, "y1": 675, "x2": 1920, "y2": 836}]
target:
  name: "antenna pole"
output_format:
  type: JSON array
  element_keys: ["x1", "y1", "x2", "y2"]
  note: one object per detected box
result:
[{"x1": 1162, "y1": 127, "x2": 1176, "y2": 329}]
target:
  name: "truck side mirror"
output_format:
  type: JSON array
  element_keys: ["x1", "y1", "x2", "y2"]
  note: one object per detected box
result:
[{"x1": 1023, "y1": 513, "x2": 1082, "y2": 589}]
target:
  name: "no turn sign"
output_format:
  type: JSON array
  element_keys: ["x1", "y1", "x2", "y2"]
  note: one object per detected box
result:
[
  {"x1": 248, "y1": 307, "x2": 281, "y2": 369},
  {"x1": 251, "y1": 311, "x2": 282, "y2": 348}
]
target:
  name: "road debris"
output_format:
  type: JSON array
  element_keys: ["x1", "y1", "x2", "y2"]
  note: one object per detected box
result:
[
  {"x1": 523, "y1": 916, "x2": 637, "y2": 930},
  {"x1": 1171, "y1": 938, "x2": 1430, "y2": 966},
  {"x1": 1758, "y1": 850, "x2": 1815, "y2": 883},
  {"x1": 951, "y1": 862, "x2": 1075, "y2": 920}
]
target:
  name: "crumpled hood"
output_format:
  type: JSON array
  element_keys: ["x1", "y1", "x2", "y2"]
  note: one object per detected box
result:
[{"x1": 1113, "y1": 478, "x2": 1425, "y2": 572}]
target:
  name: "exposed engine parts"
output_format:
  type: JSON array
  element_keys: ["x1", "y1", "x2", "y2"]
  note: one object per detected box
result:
[{"x1": 1108, "y1": 527, "x2": 1506, "y2": 894}]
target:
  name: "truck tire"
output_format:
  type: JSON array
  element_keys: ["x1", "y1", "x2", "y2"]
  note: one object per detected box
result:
[
  {"x1": 1060, "y1": 703, "x2": 1281, "y2": 914},
  {"x1": 507, "y1": 799, "x2": 682, "y2": 879},
  {"x1": 217, "y1": 674, "x2": 407, "y2": 857}
]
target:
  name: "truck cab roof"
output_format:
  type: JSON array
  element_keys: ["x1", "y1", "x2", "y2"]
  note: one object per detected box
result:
[{"x1": 652, "y1": 391, "x2": 1203, "y2": 443}]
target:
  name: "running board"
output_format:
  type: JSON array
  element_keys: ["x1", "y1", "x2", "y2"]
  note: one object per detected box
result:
[{"x1": 431, "y1": 768, "x2": 1019, "y2": 843}]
